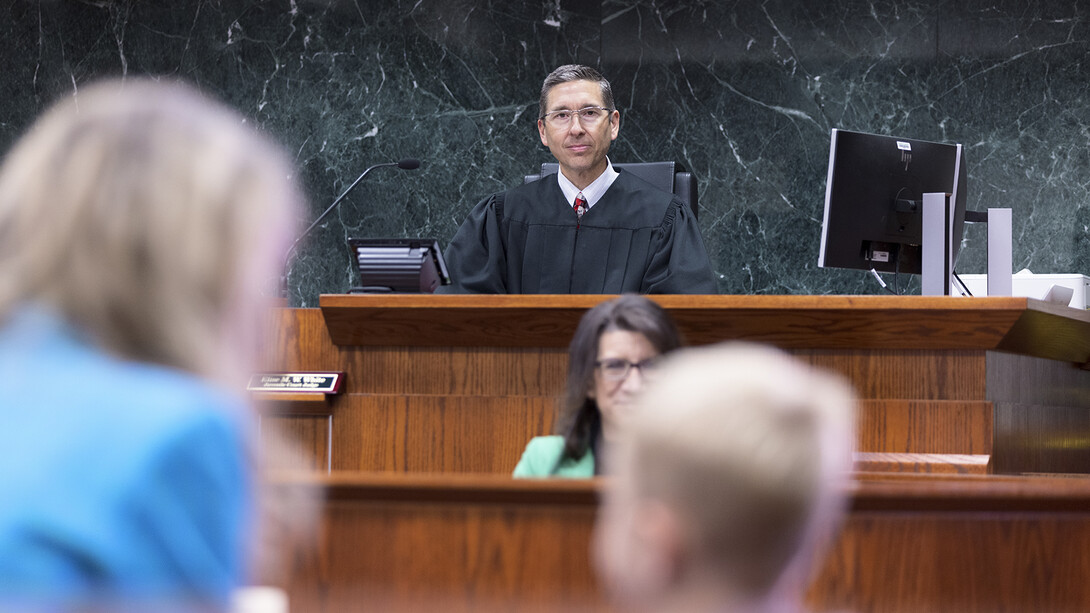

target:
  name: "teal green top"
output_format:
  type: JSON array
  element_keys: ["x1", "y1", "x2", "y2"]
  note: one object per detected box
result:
[{"x1": 512, "y1": 435, "x2": 595, "y2": 478}]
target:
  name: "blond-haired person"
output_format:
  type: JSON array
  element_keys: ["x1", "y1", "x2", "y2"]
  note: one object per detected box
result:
[
  {"x1": 594, "y1": 343, "x2": 855, "y2": 613},
  {"x1": 0, "y1": 79, "x2": 301, "y2": 611}
]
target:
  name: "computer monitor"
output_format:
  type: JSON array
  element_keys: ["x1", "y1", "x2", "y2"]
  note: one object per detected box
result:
[
  {"x1": 818, "y1": 129, "x2": 967, "y2": 285},
  {"x1": 347, "y1": 238, "x2": 450, "y2": 293}
]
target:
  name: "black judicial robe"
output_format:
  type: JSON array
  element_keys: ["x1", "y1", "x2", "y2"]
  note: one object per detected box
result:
[{"x1": 439, "y1": 170, "x2": 717, "y2": 294}]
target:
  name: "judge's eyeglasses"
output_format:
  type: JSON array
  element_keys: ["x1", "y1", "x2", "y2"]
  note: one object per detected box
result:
[
  {"x1": 595, "y1": 357, "x2": 661, "y2": 381},
  {"x1": 541, "y1": 106, "x2": 613, "y2": 128}
]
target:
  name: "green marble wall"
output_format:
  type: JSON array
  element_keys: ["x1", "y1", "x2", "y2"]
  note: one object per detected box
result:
[{"x1": 3, "y1": 1, "x2": 1089, "y2": 304}]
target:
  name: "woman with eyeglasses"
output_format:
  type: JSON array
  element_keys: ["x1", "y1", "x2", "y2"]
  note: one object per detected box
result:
[{"x1": 513, "y1": 295, "x2": 683, "y2": 477}]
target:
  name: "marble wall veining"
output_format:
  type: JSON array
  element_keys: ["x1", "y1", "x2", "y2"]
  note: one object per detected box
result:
[{"x1": 4, "y1": 0, "x2": 1090, "y2": 304}]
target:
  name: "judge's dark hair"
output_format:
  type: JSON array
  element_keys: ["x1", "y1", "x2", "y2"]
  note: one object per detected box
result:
[
  {"x1": 539, "y1": 64, "x2": 616, "y2": 120},
  {"x1": 557, "y1": 295, "x2": 683, "y2": 464}
]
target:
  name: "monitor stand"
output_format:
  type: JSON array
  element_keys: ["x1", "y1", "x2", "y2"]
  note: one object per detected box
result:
[
  {"x1": 985, "y1": 208, "x2": 1013, "y2": 296},
  {"x1": 921, "y1": 193, "x2": 1012, "y2": 296},
  {"x1": 921, "y1": 192, "x2": 954, "y2": 296}
]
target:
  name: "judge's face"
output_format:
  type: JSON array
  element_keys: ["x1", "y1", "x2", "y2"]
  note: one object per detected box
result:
[
  {"x1": 537, "y1": 79, "x2": 620, "y2": 189},
  {"x1": 589, "y1": 329, "x2": 658, "y2": 438}
]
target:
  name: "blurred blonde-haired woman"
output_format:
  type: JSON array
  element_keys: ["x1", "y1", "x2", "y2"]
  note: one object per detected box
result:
[{"x1": 0, "y1": 78, "x2": 302, "y2": 611}]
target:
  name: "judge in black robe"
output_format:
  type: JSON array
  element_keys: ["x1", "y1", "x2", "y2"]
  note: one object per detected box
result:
[{"x1": 438, "y1": 169, "x2": 717, "y2": 294}]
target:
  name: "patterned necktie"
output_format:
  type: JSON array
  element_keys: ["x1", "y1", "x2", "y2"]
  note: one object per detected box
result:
[{"x1": 573, "y1": 193, "x2": 588, "y2": 220}]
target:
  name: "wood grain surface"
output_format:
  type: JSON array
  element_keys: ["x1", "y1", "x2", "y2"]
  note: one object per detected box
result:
[
  {"x1": 319, "y1": 294, "x2": 1090, "y2": 362},
  {"x1": 265, "y1": 471, "x2": 1090, "y2": 613},
  {"x1": 263, "y1": 396, "x2": 995, "y2": 474},
  {"x1": 261, "y1": 299, "x2": 1090, "y2": 474},
  {"x1": 856, "y1": 400, "x2": 992, "y2": 453},
  {"x1": 253, "y1": 392, "x2": 331, "y2": 416},
  {"x1": 260, "y1": 415, "x2": 330, "y2": 472},
  {"x1": 852, "y1": 453, "x2": 990, "y2": 474},
  {"x1": 254, "y1": 297, "x2": 1090, "y2": 612},
  {"x1": 328, "y1": 394, "x2": 558, "y2": 473},
  {"x1": 267, "y1": 472, "x2": 606, "y2": 613}
]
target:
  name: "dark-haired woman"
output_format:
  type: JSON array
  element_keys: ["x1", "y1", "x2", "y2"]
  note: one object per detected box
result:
[{"x1": 513, "y1": 295, "x2": 683, "y2": 477}]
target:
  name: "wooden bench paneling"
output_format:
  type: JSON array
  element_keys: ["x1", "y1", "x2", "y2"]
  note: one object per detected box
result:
[
  {"x1": 260, "y1": 297, "x2": 1090, "y2": 474},
  {"x1": 857, "y1": 400, "x2": 993, "y2": 453},
  {"x1": 268, "y1": 473, "x2": 606, "y2": 613},
  {"x1": 264, "y1": 397, "x2": 994, "y2": 474},
  {"x1": 265, "y1": 471, "x2": 1090, "y2": 613},
  {"x1": 330, "y1": 395, "x2": 557, "y2": 473}
]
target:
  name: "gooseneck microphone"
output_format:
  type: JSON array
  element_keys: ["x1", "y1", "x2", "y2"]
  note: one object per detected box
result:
[{"x1": 281, "y1": 158, "x2": 420, "y2": 297}]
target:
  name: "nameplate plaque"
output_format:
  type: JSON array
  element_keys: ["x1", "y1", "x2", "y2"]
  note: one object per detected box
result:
[{"x1": 247, "y1": 372, "x2": 344, "y2": 394}]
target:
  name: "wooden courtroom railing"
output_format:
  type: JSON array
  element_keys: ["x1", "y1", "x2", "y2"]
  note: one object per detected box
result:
[
  {"x1": 259, "y1": 295, "x2": 1090, "y2": 475},
  {"x1": 264, "y1": 470, "x2": 1090, "y2": 613},
  {"x1": 318, "y1": 294, "x2": 1090, "y2": 359},
  {"x1": 264, "y1": 472, "x2": 606, "y2": 613}
]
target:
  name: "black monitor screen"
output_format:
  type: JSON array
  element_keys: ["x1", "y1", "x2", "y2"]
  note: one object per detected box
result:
[
  {"x1": 818, "y1": 129, "x2": 967, "y2": 276},
  {"x1": 347, "y1": 238, "x2": 451, "y2": 293}
]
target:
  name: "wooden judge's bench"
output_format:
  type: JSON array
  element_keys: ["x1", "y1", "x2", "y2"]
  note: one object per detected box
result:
[{"x1": 259, "y1": 295, "x2": 1090, "y2": 612}]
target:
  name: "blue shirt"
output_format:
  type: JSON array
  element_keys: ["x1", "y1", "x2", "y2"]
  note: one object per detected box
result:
[{"x1": 0, "y1": 308, "x2": 253, "y2": 610}]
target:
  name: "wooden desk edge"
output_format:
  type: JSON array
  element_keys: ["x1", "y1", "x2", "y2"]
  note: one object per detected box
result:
[
  {"x1": 319, "y1": 293, "x2": 1040, "y2": 311},
  {"x1": 267, "y1": 471, "x2": 601, "y2": 506},
  {"x1": 265, "y1": 470, "x2": 1090, "y2": 512},
  {"x1": 316, "y1": 294, "x2": 1090, "y2": 359}
]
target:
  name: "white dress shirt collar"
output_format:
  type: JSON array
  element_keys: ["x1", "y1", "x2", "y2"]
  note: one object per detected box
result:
[{"x1": 556, "y1": 158, "x2": 619, "y2": 210}]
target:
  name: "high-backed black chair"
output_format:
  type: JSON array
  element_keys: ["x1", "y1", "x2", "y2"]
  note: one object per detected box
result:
[{"x1": 523, "y1": 161, "x2": 698, "y2": 219}]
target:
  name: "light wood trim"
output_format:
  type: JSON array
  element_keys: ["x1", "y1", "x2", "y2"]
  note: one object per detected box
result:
[{"x1": 853, "y1": 452, "x2": 989, "y2": 474}]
